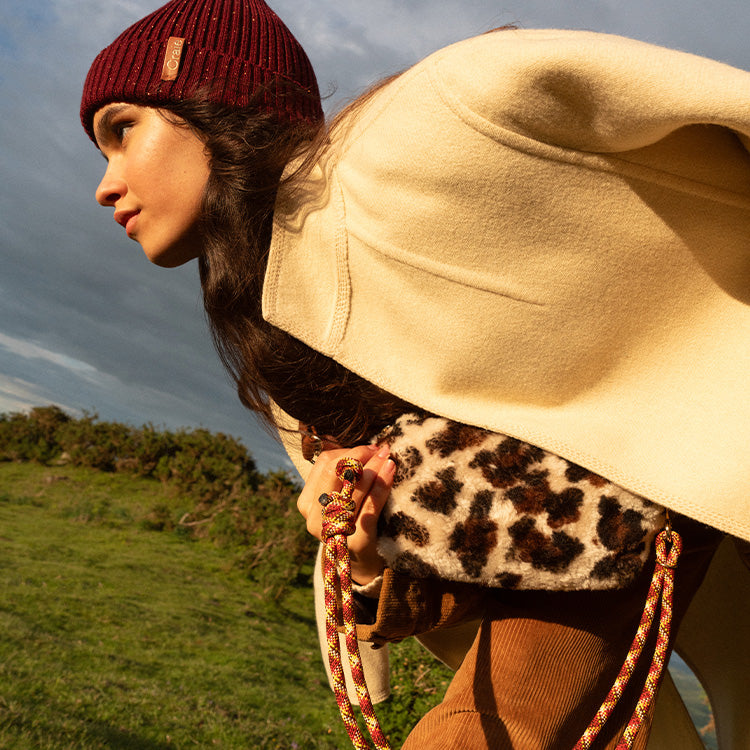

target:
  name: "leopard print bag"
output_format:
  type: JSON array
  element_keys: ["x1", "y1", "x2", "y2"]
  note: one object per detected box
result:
[{"x1": 375, "y1": 414, "x2": 665, "y2": 590}]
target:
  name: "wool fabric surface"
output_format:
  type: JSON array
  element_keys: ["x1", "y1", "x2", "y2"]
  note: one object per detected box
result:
[
  {"x1": 81, "y1": 0, "x2": 322, "y2": 141},
  {"x1": 265, "y1": 28, "x2": 750, "y2": 542}
]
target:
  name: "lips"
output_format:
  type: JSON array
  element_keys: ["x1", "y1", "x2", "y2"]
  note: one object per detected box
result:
[{"x1": 114, "y1": 210, "x2": 140, "y2": 238}]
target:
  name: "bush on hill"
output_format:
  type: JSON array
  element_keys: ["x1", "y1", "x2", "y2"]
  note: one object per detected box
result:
[
  {"x1": 0, "y1": 406, "x2": 261, "y2": 489},
  {"x1": 0, "y1": 406, "x2": 314, "y2": 598}
]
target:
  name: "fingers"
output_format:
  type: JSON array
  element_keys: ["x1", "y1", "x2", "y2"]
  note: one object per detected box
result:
[
  {"x1": 351, "y1": 445, "x2": 393, "y2": 509},
  {"x1": 346, "y1": 451, "x2": 396, "y2": 584},
  {"x1": 295, "y1": 443, "x2": 395, "y2": 549},
  {"x1": 296, "y1": 444, "x2": 379, "y2": 537},
  {"x1": 356, "y1": 453, "x2": 395, "y2": 538},
  {"x1": 295, "y1": 441, "x2": 396, "y2": 585}
]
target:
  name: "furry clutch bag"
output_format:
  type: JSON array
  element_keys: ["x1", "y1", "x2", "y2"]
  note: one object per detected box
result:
[{"x1": 375, "y1": 414, "x2": 665, "y2": 591}]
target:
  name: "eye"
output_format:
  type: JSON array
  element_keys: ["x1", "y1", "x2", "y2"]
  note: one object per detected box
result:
[
  {"x1": 112, "y1": 120, "x2": 133, "y2": 142},
  {"x1": 94, "y1": 104, "x2": 141, "y2": 152}
]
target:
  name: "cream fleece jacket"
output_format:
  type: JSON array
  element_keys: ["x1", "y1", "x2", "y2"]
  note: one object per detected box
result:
[
  {"x1": 265, "y1": 29, "x2": 750, "y2": 747},
  {"x1": 265, "y1": 28, "x2": 750, "y2": 541}
]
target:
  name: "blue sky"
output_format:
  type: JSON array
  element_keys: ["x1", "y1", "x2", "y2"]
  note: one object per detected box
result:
[{"x1": 1, "y1": 0, "x2": 748, "y2": 472}]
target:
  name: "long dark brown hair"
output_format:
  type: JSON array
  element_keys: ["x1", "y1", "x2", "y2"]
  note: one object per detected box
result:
[{"x1": 164, "y1": 77, "x2": 415, "y2": 447}]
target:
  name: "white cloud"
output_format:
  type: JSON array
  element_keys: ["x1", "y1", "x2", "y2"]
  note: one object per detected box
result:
[
  {"x1": 0, "y1": 374, "x2": 78, "y2": 415},
  {"x1": 0, "y1": 332, "x2": 100, "y2": 377}
]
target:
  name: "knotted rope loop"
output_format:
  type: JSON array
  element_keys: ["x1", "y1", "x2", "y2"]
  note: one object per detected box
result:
[
  {"x1": 319, "y1": 458, "x2": 361, "y2": 541},
  {"x1": 320, "y1": 499, "x2": 357, "y2": 540},
  {"x1": 320, "y1": 457, "x2": 391, "y2": 750},
  {"x1": 654, "y1": 528, "x2": 681, "y2": 569},
  {"x1": 574, "y1": 524, "x2": 682, "y2": 750},
  {"x1": 335, "y1": 457, "x2": 365, "y2": 485}
]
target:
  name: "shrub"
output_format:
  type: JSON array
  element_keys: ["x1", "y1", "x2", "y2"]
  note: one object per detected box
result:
[
  {"x1": 57, "y1": 413, "x2": 132, "y2": 471},
  {"x1": 0, "y1": 408, "x2": 260, "y2": 501},
  {"x1": 206, "y1": 488, "x2": 317, "y2": 598},
  {"x1": 0, "y1": 407, "x2": 311, "y2": 599},
  {"x1": 0, "y1": 405, "x2": 70, "y2": 463},
  {"x1": 155, "y1": 428, "x2": 260, "y2": 506},
  {"x1": 119, "y1": 424, "x2": 179, "y2": 476}
]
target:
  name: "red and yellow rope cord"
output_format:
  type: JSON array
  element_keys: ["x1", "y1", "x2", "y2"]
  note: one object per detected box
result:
[
  {"x1": 320, "y1": 456, "x2": 680, "y2": 750},
  {"x1": 320, "y1": 458, "x2": 391, "y2": 750},
  {"x1": 574, "y1": 526, "x2": 682, "y2": 749}
]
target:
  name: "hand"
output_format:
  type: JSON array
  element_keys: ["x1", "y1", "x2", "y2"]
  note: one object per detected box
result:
[{"x1": 297, "y1": 443, "x2": 395, "y2": 585}]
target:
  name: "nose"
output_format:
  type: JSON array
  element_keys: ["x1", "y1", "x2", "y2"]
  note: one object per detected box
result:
[{"x1": 95, "y1": 162, "x2": 127, "y2": 206}]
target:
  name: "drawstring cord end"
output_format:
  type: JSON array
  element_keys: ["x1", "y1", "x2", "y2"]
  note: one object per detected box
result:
[
  {"x1": 321, "y1": 458, "x2": 391, "y2": 750},
  {"x1": 575, "y1": 519, "x2": 682, "y2": 750}
]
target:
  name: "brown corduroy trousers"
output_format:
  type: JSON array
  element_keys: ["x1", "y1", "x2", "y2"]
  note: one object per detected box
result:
[{"x1": 400, "y1": 517, "x2": 723, "y2": 749}]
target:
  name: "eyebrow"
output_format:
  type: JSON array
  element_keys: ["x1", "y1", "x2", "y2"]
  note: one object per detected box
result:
[{"x1": 94, "y1": 103, "x2": 131, "y2": 148}]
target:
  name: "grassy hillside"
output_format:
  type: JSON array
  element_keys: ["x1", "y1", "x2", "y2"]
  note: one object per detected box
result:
[
  {"x1": 0, "y1": 410, "x2": 715, "y2": 748},
  {"x1": 0, "y1": 461, "x2": 450, "y2": 749}
]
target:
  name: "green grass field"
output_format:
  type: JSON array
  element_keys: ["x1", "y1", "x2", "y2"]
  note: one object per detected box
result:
[
  {"x1": 0, "y1": 461, "x2": 714, "y2": 749},
  {"x1": 0, "y1": 462, "x2": 450, "y2": 749}
]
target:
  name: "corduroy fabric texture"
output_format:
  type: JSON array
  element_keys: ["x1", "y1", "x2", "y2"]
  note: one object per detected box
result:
[
  {"x1": 397, "y1": 517, "x2": 722, "y2": 749},
  {"x1": 81, "y1": 0, "x2": 322, "y2": 141}
]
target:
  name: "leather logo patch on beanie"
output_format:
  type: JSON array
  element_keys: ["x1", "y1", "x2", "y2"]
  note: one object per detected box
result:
[{"x1": 161, "y1": 36, "x2": 185, "y2": 81}]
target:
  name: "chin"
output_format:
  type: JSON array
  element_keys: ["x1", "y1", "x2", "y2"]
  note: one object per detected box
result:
[
  {"x1": 142, "y1": 242, "x2": 202, "y2": 268},
  {"x1": 148, "y1": 253, "x2": 198, "y2": 268}
]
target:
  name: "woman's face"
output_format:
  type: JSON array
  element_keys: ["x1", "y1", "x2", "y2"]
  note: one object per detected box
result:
[{"x1": 93, "y1": 103, "x2": 210, "y2": 268}]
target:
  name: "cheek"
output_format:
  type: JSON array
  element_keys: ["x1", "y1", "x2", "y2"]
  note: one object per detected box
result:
[
  {"x1": 133, "y1": 126, "x2": 209, "y2": 223},
  {"x1": 177, "y1": 167, "x2": 209, "y2": 226},
  {"x1": 164, "y1": 142, "x2": 209, "y2": 204},
  {"x1": 126, "y1": 148, "x2": 169, "y2": 200},
  {"x1": 181, "y1": 159, "x2": 210, "y2": 218}
]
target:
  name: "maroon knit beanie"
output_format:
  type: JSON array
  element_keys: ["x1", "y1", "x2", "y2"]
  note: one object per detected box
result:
[{"x1": 80, "y1": 0, "x2": 323, "y2": 143}]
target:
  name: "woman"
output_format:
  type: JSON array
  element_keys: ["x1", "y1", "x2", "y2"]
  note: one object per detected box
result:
[{"x1": 81, "y1": 1, "x2": 750, "y2": 747}]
